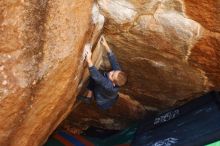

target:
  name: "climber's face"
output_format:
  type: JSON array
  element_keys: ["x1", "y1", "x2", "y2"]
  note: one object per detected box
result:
[{"x1": 108, "y1": 70, "x2": 120, "y2": 83}]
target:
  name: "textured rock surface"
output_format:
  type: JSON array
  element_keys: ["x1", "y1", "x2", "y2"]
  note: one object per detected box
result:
[
  {"x1": 63, "y1": 0, "x2": 220, "y2": 131},
  {"x1": 0, "y1": 0, "x2": 220, "y2": 145},
  {"x1": 62, "y1": 93, "x2": 145, "y2": 132},
  {"x1": 97, "y1": 0, "x2": 220, "y2": 108},
  {"x1": 0, "y1": 0, "x2": 101, "y2": 145}
]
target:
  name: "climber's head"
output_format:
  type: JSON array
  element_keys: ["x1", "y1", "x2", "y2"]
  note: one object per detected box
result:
[{"x1": 108, "y1": 70, "x2": 127, "y2": 87}]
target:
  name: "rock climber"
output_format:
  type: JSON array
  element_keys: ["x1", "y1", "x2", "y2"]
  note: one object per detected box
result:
[{"x1": 78, "y1": 36, "x2": 127, "y2": 110}]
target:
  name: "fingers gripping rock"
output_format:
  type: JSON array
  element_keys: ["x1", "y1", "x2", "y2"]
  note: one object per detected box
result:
[{"x1": 82, "y1": 43, "x2": 92, "y2": 61}]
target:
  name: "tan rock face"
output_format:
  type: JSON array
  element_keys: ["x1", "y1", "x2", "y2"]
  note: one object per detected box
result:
[
  {"x1": 62, "y1": 0, "x2": 220, "y2": 132},
  {"x1": 183, "y1": 0, "x2": 220, "y2": 89},
  {"x1": 184, "y1": 0, "x2": 220, "y2": 33},
  {"x1": 0, "y1": 0, "x2": 102, "y2": 145},
  {"x1": 96, "y1": 0, "x2": 220, "y2": 108},
  {"x1": 1, "y1": 0, "x2": 220, "y2": 145},
  {"x1": 62, "y1": 93, "x2": 145, "y2": 132}
]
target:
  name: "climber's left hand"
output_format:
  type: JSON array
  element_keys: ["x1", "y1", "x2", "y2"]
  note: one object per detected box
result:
[{"x1": 85, "y1": 49, "x2": 93, "y2": 67}]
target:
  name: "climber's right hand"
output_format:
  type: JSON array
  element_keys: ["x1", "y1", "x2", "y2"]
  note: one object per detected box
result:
[{"x1": 101, "y1": 36, "x2": 111, "y2": 53}]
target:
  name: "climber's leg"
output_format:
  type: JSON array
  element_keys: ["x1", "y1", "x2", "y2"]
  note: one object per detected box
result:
[
  {"x1": 87, "y1": 77, "x2": 95, "y2": 92},
  {"x1": 86, "y1": 90, "x2": 93, "y2": 98},
  {"x1": 77, "y1": 91, "x2": 93, "y2": 104},
  {"x1": 77, "y1": 77, "x2": 94, "y2": 104},
  {"x1": 83, "y1": 77, "x2": 95, "y2": 103}
]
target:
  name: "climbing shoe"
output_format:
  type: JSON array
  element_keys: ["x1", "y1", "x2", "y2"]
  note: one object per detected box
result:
[{"x1": 77, "y1": 95, "x2": 92, "y2": 104}]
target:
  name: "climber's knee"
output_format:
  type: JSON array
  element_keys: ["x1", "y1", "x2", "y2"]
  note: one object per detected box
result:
[{"x1": 86, "y1": 90, "x2": 93, "y2": 98}]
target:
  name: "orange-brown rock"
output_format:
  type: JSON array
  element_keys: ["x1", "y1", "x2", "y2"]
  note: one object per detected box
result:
[
  {"x1": 1, "y1": 0, "x2": 220, "y2": 145},
  {"x1": 63, "y1": 0, "x2": 220, "y2": 131},
  {"x1": 62, "y1": 93, "x2": 145, "y2": 133},
  {"x1": 97, "y1": 0, "x2": 220, "y2": 108},
  {"x1": 183, "y1": 0, "x2": 220, "y2": 89},
  {"x1": 184, "y1": 0, "x2": 220, "y2": 33},
  {"x1": 0, "y1": 0, "x2": 103, "y2": 145}
]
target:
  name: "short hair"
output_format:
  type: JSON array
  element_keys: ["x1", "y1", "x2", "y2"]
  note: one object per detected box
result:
[{"x1": 114, "y1": 71, "x2": 127, "y2": 86}]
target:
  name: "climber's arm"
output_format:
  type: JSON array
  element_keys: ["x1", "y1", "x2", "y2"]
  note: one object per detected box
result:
[
  {"x1": 88, "y1": 66, "x2": 114, "y2": 90},
  {"x1": 107, "y1": 52, "x2": 121, "y2": 70},
  {"x1": 86, "y1": 48, "x2": 114, "y2": 91},
  {"x1": 101, "y1": 36, "x2": 121, "y2": 70}
]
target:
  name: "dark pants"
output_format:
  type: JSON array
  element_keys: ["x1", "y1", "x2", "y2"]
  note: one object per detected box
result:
[{"x1": 87, "y1": 77, "x2": 95, "y2": 92}]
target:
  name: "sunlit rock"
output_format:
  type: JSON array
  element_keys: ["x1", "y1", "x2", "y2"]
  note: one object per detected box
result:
[
  {"x1": 0, "y1": 0, "x2": 100, "y2": 145},
  {"x1": 0, "y1": 0, "x2": 219, "y2": 145}
]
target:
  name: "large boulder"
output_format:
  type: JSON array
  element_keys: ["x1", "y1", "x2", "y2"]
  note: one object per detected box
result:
[
  {"x1": 0, "y1": 0, "x2": 219, "y2": 145},
  {"x1": 0, "y1": 0, "x2": 104, "y2": 145},
  {"x1": 96, "y1": 0, "x2": 220, "y2": 108},
  {"x1": 63, "y1": 0, "x2": 220, "y2": 131}
]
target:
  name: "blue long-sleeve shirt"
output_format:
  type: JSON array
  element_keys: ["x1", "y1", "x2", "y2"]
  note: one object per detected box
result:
[{"x1": 89, "y1": 52, "x2": 121, "y2": 110}]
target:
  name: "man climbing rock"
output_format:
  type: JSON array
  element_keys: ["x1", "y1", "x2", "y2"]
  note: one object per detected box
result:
[{"x1": 78, "y1": 36, "x2": 127, "y2": 110}]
